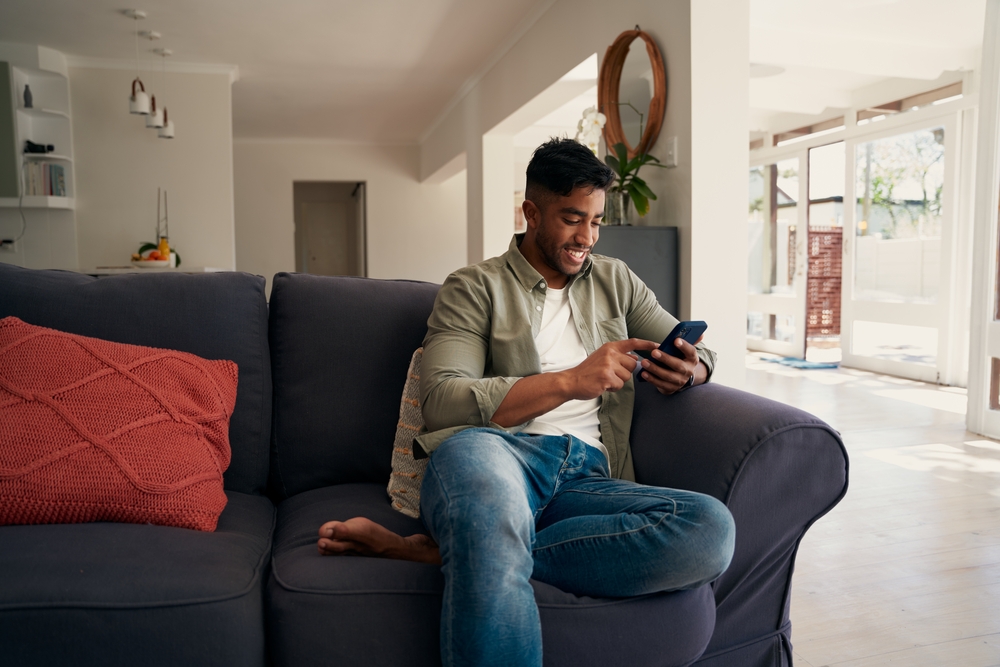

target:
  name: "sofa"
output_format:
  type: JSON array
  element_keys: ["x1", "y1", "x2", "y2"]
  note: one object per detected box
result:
[{"x1": 0, "y1": 263, "x2": 849, "y2": 667}]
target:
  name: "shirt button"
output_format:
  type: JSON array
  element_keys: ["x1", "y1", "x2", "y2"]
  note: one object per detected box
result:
[{"x1": 536, "y1": 306, "x2": 542, "y2": 311}]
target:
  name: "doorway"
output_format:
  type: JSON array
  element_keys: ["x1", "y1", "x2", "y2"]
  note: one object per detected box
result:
[{"x1": 293, "y1": 181, "x2": 366, "y2": 277}]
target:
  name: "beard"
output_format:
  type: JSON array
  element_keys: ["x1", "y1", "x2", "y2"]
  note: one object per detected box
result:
[{"x1": 535, "y1": 216, "x2": 591, "y2": 278}]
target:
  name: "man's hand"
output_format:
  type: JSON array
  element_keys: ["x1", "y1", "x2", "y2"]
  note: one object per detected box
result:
[
  {"x1": 565, "y1": 338, "x2": 659, "y2": 400},
  {"x1": 638, "y1": 336, "x2": 707, "y2": 395},
  {"x1": 491, "y1": 338, "x2": 659, "y2": 427}
]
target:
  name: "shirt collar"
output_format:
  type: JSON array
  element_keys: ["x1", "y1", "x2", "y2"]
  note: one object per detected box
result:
[{"x1": 504, "y1": 234, "x2": 593, "y2": 292}]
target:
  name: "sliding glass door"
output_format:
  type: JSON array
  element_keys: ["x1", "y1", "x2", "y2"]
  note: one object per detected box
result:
[
  {"x1": 840, "y1": 116, "x2": 960, "y2": 383},
  {"x1": 747, "y1": 154, "x2": 808, "y2": 358}
]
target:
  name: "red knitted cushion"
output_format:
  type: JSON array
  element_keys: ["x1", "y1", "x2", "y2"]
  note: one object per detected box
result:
[{"x1": 0, "y1": 316, "x2": 237, "y2": 531}]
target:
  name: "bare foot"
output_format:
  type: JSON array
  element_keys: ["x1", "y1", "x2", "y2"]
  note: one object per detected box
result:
[{"x1": 317, "y1": 517, "x2": 441, "y2": 565}]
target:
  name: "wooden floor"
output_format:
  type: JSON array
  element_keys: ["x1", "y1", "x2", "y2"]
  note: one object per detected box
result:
[{"x1": 744, "y1": 354, "x2": 1000, "y2": 667}]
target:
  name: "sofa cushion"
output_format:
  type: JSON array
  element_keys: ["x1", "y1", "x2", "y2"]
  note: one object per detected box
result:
[
  {"x1": 0, "y1": 490, "x2": 274, "y2": 667},
  {"x1": 0, "y1": 316, "x2": 236, "y2": 531},
  {"x1": 387, "y1": 348, "x2": 428, "y2": 518},
  {"x1": 266, "y1": 483, "x2": 716, "y2": 667},
  {"x1": 0, "y1": 264, "x2": 271, "y2": 495},
  {"x1": 268, "y1": 274, "x2": 438, "y2": 499}
]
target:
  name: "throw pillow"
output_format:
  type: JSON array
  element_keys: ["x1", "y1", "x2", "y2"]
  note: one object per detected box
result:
[
  {"x1": 387, "y1": 348, "x2": 428, "y2": 518},
  {"x1": 0, "y1": 316, "x2": 237, "y2": 531}
]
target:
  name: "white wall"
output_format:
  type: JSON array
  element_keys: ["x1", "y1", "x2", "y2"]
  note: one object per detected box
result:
[
  {"x1": 419, "y1": 0, "x2": 749, "y2": 388},
  {"x1": 69, "y1": 67, "x2": 236, "y2": 270},
  {"x1": 233, "y1": 141, "x2": 466, "y2": 294}
]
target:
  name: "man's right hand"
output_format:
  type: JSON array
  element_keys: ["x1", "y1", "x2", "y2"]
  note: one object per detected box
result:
[{"x1": 564, "y1": 338, "x2": 659, "y2": 400}]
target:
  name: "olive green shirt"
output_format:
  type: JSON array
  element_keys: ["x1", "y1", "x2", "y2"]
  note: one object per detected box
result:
[{"x1": 415, "y1": 235, "x2": 716, "y2": 481}]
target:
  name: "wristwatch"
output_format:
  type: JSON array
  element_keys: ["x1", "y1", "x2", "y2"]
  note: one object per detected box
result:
[{"x1": 682, "y1": 373, "x2": 695, "y2": 390}]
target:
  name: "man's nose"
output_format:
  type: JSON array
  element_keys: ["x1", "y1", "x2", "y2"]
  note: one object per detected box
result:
[{"x1": 575, "y1": 224, "x2": 597, "y2": 248}]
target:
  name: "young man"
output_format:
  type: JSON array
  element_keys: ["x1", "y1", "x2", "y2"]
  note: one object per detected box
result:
[{"x1": 318, "y1": 138, "x2": 735, "y2": 667}]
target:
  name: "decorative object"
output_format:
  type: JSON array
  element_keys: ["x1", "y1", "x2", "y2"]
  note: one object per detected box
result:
[
  {"x1": 24, "y1": 140, "x2": 53, "y2": 154},
  {"x1": 157, "y1": 107, "x2": 175, "y2": 138},
  {"x1": 574, "y1": 106, "x2": 606, "y2": 154},
  {"x1": 145, "y1": 95, "x2": 164, "y2": 128},
  {"x1": 0, "y1": 316, "x2": 237, "y2": 531},
  {"x1": 603, "y1": 141, "x2": 666, "y2": 224},
  {"x1": 125, "y1": 10, "x2": 150, "y2": 115},
  {"x1": 22, "y1": 84, "x2": 31, "y2": 109},
  {"x1": 130, "y1": 188, "x2": 181, "y2": 266},
  {"x1": 387, "y1": 348, "x2": 428, "y2": 518},
  {"x1": 147, "y1": 49, "x2": 171, "y2": 130},
  {"x1": 598, "y1": 26, "x2": 667, "y2": 160}
]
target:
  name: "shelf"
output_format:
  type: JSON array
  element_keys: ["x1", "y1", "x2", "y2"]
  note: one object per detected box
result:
[
  {"x1": 0, "y1": 196, "x2": 75, "y2": 210},
  {"x1": 22, "y1": 153, "x2": 72, "y2": 162},
  {"x1": 16, "y1": 107, "x2": 70, "y2": 120}
]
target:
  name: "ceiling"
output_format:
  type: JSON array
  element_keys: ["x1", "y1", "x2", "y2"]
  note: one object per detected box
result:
[
  {"x1": 0, "y1": 0, "x2": 989, "y2": 144},
  {"x1": 749, "y1": 0, "x2": 987, "y2": 135},
  {"x1": 0, "y1": 0, "x2": 545, "y2": 143}
]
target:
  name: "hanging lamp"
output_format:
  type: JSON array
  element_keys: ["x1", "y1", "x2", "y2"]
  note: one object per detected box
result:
[
  {"x1": 146, "y1": 49, "x2": 170, "y2": 129},
  {"x1": 125, "y1": 10, "x2": 150, "y2": 115}
]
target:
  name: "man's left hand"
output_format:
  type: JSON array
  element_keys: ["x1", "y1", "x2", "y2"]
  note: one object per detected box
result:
[{"x1": 638, "y1": 336, "x2": 706, "y2": 395}]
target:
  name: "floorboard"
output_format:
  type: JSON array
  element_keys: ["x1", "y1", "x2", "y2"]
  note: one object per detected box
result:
[{"x1": 745, "y1": 353, "x2": 1000, "y2": 667}]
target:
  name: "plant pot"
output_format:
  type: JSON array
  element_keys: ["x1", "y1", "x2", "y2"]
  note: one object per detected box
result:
[{"x1": 604, "y1": 189, "x2": 630, "y2": 226}]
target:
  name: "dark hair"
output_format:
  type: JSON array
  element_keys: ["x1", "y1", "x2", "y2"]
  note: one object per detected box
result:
[{"x1": 525, "y1": 138, "x2": 615, "y2": 204}]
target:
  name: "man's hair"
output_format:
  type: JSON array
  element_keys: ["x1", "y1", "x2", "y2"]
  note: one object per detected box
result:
[{"x1": 524, "y1": 138, "x2": 615, "y2": 205}]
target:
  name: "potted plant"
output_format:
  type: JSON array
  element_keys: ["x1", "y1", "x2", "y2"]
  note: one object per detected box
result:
[{"x1": 604, "y1": 142, "x2": 667, "y2": 225}]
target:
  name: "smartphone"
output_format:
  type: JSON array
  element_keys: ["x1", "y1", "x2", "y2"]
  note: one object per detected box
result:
[
  {"x1": 634, "y1": 320, "x2": 708, "y2": 380},
  {"x1": 658, "y1": 320, "x2": 708, "y2": 359}
]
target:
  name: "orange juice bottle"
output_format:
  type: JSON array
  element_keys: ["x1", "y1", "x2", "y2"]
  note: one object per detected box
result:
[{"x1": 158, "y1": 236, "x2": 171, "y2": 265}]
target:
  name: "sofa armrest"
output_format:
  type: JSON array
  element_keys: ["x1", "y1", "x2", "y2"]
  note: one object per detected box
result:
[{"x1": 629, "y1": 382, "x2": 848, "y2": 661}]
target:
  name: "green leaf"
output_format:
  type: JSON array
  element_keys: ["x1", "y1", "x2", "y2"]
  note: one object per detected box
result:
[
  {"x1": 614, "y1": 143, "x2": 628, "y2": 166},
  {"x1": 630, "y1": 176, "x2": 657, "y2": 200},
  {"x1": 138, "y1": 242, "x2": 158, "y2": 254},
  {"x1": 624, "y1": 156, "x2": 642, "y2": 175},
  {"x1": 627, "y1": 184, "x2": 650, "y2": 216},
  {"x1": 604, "y1": 154, "x2": 620, "y2": 174}
]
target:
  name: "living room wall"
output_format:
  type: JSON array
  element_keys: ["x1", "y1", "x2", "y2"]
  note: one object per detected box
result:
[
  {"x1": 232, "y1": 140, "x2": 466, "y2": 295},
  {"x1": 70, "y1": 67, "x2": 236, "y2": 270}
]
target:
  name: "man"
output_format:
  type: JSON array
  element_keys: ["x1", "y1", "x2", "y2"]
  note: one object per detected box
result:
[{"x1": 318, "y1": 138, "x2": 735, "y2": 667}]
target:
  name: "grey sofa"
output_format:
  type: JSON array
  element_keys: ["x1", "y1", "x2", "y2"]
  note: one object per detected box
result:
[{"x1": 0, "y1": 264, "x2": 848, "y2": 667}]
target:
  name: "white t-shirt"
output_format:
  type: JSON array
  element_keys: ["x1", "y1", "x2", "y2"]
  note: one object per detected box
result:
[{"x1": 520, "y1": 286, "x2": 608, "y2": 459}]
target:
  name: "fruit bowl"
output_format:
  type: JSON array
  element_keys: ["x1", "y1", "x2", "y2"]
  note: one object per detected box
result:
[{"x1": 131, "y1": 259, "x2": 171, "y2": 268}]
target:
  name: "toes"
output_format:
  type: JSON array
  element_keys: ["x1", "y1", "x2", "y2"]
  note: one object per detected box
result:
[{"x1": 318, "y1": 521, "x2": 342, "y2": 538}]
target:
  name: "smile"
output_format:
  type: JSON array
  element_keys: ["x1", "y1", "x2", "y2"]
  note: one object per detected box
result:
[{"x1": 565, "y1": 248, "x2": 589, "y2": 261}]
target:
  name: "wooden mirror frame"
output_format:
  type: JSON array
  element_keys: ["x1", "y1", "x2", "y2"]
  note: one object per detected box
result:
[{"x1": 598, "y1": 29, "x2": 667, "y2": 159}]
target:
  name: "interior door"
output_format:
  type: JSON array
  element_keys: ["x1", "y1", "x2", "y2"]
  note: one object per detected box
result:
[
  {"x1": 840, "y1": 115, "x2": 960, "y2": 383},
  {"x1": 300, "y1": 200, "x2": 354, "y2": 277},
  {"x1": 746, "y1": 153, "x2": 808, "y2": 358}
]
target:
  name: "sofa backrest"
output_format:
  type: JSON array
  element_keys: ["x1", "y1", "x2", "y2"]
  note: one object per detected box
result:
[
  {"x1": 267, "y1": 273, "x2": 438, "y2": 501},
  {"x1": 0, "y1": 264, "x2": 272, "y2": 495}
]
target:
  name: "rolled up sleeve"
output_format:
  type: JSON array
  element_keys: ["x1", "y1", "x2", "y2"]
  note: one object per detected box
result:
[{"x1": 420, "y1": 273, "x2": 522, "y2": 432}]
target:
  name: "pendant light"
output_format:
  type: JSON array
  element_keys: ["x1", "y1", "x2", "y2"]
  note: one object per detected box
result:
[
  {"x1": 125, "y1": 10, "x2": 150, "y2": 115},
  {"x1": 156, "y1": 48, "x2": 175, "y2": 139},
  {"x1": 146, "y1": 49, "x2": 170, "y2": 129}
]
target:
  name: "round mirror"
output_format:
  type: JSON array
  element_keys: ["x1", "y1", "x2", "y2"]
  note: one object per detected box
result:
[{"x1": 598, "y1": 29, "x2": 667, "y2": 159}]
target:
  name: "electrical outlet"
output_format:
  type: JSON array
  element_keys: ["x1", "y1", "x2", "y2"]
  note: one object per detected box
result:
[
  {"x1": 664, "y1": 136, "x2": 678, "y2": 168},
  {"x1": 0, "y1": 239, "x2": 18, "y2": 253}
]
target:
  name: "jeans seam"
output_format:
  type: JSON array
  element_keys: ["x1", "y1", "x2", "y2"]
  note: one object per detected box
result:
[
  {"x1": 534, "y1": 435, "x2": 577, "y2": 521},
  {"x1": 531, "y1": 502, "x2": 676, "y2": 552},
  {"x1": 426, "y1": 457, "x2": 454, "y2": 667}
]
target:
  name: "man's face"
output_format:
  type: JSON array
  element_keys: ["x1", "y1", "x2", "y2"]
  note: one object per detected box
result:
[{"x1": 522, "y1": 186, "x2": 605, "y2": 288}]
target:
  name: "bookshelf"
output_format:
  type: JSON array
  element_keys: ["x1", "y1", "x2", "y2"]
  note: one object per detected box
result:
[{"x1": 0, "y1": 44, "x2": 78, "y2": 270}]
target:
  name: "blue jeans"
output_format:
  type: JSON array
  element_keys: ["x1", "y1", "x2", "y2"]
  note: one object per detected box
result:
[{"x1": 419, "y1": 428, "x2": 736, "y2": 667}]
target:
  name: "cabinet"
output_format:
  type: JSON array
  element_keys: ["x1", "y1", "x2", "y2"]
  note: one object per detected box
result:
[
  {"x1": 596, "y1": 225, "x2": 679, "y2": 316},
  {"x1": 0, "y1": 43, "x2": 77, "y2": 269}
]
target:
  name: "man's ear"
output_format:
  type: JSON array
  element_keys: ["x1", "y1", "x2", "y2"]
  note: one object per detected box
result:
[{"x1": 522, "y1": 199, "x2": 541, "y2": 231}]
